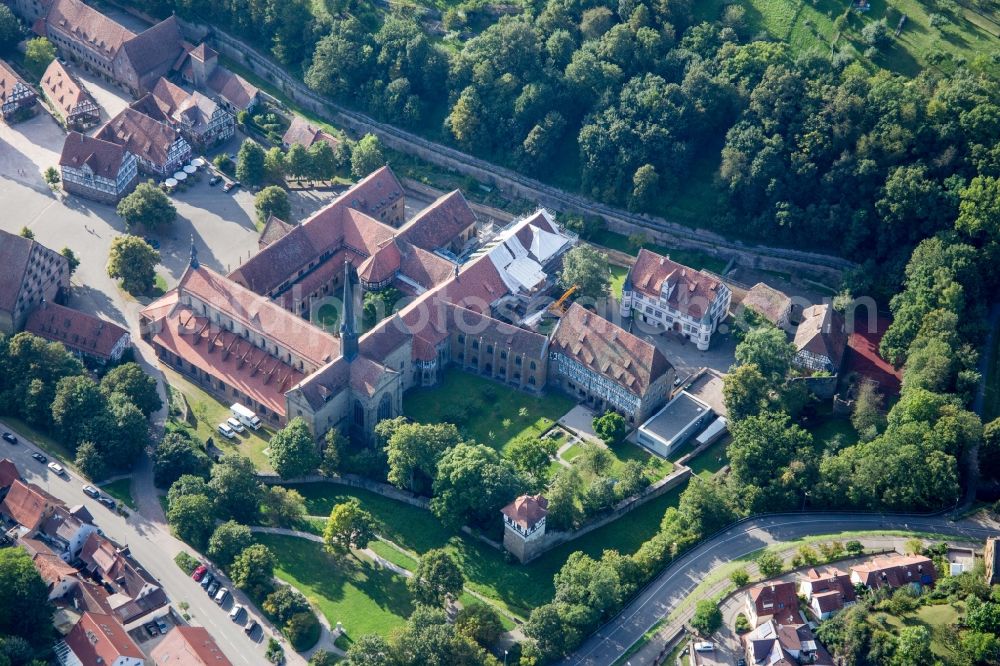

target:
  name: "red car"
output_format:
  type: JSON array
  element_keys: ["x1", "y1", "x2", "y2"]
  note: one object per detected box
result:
[{"x1": 192, "y1": 565, "x2": 208, "y2": 581}]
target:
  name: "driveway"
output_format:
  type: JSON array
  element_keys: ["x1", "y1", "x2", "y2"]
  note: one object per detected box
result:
[
  {"x1": 0, "y1": 421, "x2": 284, "y2": 666},
  {"x1": 631, "y1": 325, "x2": 738, "y2": 377}
]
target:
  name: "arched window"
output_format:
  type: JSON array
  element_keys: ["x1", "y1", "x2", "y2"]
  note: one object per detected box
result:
[
  {"x1": 487, "y1": 344, "x2": 493, "y2": 354},
  {"x1": 472, "y1": 340, "x2": 479, "y2": 350},
  {"x1": 529, "y1": 361, "x2": 536, "y2": 370},
  {"x1": 458, "y1": 334, "x2": 465, "y2": 344},
  {"x1": 500, "y1": 350, "x2": 508, "y2": 360},
  {"x1": 378, "y1": 394, "x2": 393, "y2": 421},
  {"x1": 515, "y1": 355, "x2": 522, "y2": 366},
  {"x1": 353, "y1": 402, "x2": 365, "y2": 427},
  {"x1": 528, "y1": 376, "x2": 536, "y2": 386}
]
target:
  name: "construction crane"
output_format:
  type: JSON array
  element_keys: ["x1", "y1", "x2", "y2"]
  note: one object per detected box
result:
[{"x1": 548, "y1": 285, "x2": 578, "y2": 316}]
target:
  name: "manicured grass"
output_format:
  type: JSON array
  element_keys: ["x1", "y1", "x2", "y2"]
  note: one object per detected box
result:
[
  {"x1": 163, "y1": 369, "x2": 274, "y2": 472},
  {"x1": 807, "y1": 416, "x2": 859, "y2": 452},
  {"x1": 286, "y1": 480, "x2": 685, "y2": 618},
  {"x1": 100, "y1": 478, "x2": 137, "y2": 510},
  {"x1": 403, "y1": 370, "x2": 576, "y2": 452},
  {"x1": 609, "y1": 264, "x2": 629, "y2": 299},
  {"x1": 879, "y1": 600, "x2": 965, "y2": 660},
  {"x1": 0, "y1": 417, "x2": 77, "y2": 468},
  {"x1": 369, "y1": 540, "x2": 419, "y2": 572},
  {"x1": 255, "y1": 533, "x2": 414, "y2": 639},
  {"x1": 561, "y1": 443, "x2": 584, "y2": 461},
  {"x1": 589, "y1": 231, "x2": 729, "y2": 274},
  {"x1": 685, "y1": 439, "x2": 730, "y2": 480}
]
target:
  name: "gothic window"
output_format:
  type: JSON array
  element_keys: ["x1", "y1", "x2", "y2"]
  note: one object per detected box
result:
[
  {"x1": 472, "y1": 340, "x2": 479, "y2": 350},
  {"x1": 487, "y1": 344, "x2": 493, "y2": 354},
  {"x1": 354, "y1": 401, "x2": 365, "y2": 427},
  {"x1": 378, "y1": 394, "x2": 392, "y2": 421},
  {"x1": 528, "y1": 376, "x2": 536, "y2": 386},
  {"x1": 529, "y1": 361, "x2": 537, "y2": 370},
  {"x1": 515, "y1": 356, "x2": 522, "y2": 366},
  {"x1": 458, "y1": 334, "x2": 465, "y2": 344},
  {"x1": 500, "y1": 350, "x2": 507, "y2": 360}
]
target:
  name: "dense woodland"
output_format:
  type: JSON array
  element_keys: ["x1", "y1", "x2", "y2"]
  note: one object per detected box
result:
[{"x1": 130, "y1": 0, "x2": 998, "y2": 293}]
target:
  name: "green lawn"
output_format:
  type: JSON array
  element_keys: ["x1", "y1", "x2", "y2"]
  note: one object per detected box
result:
[
  {"x1": 255, "y1": 533, "x2": 414, "y2": 640},
  {"x1": 879, "y1": 600, "x2": 965, "y2": 660},
  {"x1": 609, "y1": 265, "x2": 629, "y2": 299},
  {"x1": 286, "y1": 480, "x2": 685, "y2": 618},
  {"x1": 589, "y1": 231, "x2": 730, "y2": 275},
  {"x1": 807, "y1": 416, "x2": 859, "y2": 452},
  {"x1": 684, "y1": 439, "x2": 730, "y2": 480},
  {"x1": 403, "y1": 370, "x2": 576, "y2": 453},
  {"x1": 100, "y1": 478, "x2": 137, "y2": 510},
  {"x1": 163, "y1": 369, "x2": 275, "y2": 472}
]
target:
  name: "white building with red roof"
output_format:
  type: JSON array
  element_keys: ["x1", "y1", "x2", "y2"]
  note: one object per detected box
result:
[
  {"x1": 620, "y1": 248, "x2": 732, "y2": 351},
  {"x1": 501, "y1": 494, "x2": 548, "y2": 562},
  {"x1": 57, "y1": 611, "x2": 144, "y2": 666}
]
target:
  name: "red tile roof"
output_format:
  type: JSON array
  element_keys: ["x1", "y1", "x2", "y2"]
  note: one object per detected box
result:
[
  {"x1": 0, "y1": 479, "x2": 58, "y2": 530},
  {"x1": 152, "y1": 626, "x2": 233, "y2": 666},
  {"x1": 397, "y1": 189, "x2": 476, "y2": 252},
  {"x1": 98, "y1": 107, "x2": 185, "y2": 169},
  {"x1": 358, "y1": 239, "x2": 401, "y2": 285},
  {"x1": 32, "y1": 551, "x2": 78, "y2": 587},
  {"x1": 851, "y1": 554, "x2": 934, "y2": 589},
  {"x1": 40, "y1": 60, "x2": 96, "y2": 120},
  {"x1": 259, "y1": 215, "x2": 294, "y2": 249},
  {"x1": 25, "y1": 301, "x2": 129, "y2": 361},
  {"x1": 627, "y1": 248, "x2": 726, "y2": 322},
  {"x1": 206, "y1": 67, "x2": 258, "y2": 111},
  {"x1": 742, "y1": 282, "x2": 791, "y2": 326},
  {"x1": 550, "y1": 303, "x2": 671, "y2": 396},
  {"x1": 282, "y1": 114, "x2": 339, "y2": 150},
  {"x1": 0, "y1": 459, "x2": 20, "y2": 489},
  {"x1": 747, "y1": 581, "x2": 799, "y2": 624},
  {"x1": 501, "y1": 494, "x2": 548, "y2": 530},
  {"x1": 59, "y1": 132, "x2": 130, "y2": 180},
  {"x1": 45, "y1": 0, "x2": 135, "y2": 57},
  {"x1": 64, "y1": 611, "x2": 143, "y2": 665}
]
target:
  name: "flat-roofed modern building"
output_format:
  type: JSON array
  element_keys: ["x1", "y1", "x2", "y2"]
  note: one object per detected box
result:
[{"x1": 636, "y1": 390, "x2": 714, "y2": 458}]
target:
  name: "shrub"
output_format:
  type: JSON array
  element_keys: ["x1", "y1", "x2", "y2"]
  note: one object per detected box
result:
[
  {"x1": 174, "y1": 551, "x2": 200, "y2": 575},
  {"x1": 734, "y1": 613, "x2": 751, "y2": 634},
  {"x1": 691, "y1": 600, "x2": 722, "y2": 636},
  {"x1": 284, "y1": 611, "x2": 321, "y2": 651}
]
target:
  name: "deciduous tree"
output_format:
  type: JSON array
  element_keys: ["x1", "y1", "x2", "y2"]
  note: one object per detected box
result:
[
  {"x1": 323, "y1": 498, "x2": 377, "y2": 556},
  {"x1": 0, "y1": 549, "x2": 52, "y2": 648},
  {"x1": 267, "y1": 417, "x2": 320, "y2": 479},
  {"x1": 407, "y1": 548, "x2": 464, "y2": 606},
  {"x1": 207, "y1": 521, "x2": 255, "y2": 568},
  {"x1": 254, "y1": 186, "x2": 291, "y2": 225},
  {"x1": 101, "y1": 363, "x2": 162, "y2": 417},
  {"x1": 167, "y1": 493, "x2": 215, "y2": 548},
  {"x1": 236, "y1": 139, "x2": 267, "y2": 187},
  {"x1": 350, "y1": 134, "x2": 384, "y2": 178},
  {"x1": 559, "y1": 246, "x2": 611, "y2": 300},
  {"x1": 208, "y1": 455, "x2": 263, "y2": 523},
  {"x1": 230, "y1": 544, "x2": 276, "y2": 593},
  {"x1": 106, "y1": 235, "x2": 159, "y2": 294},
  {"x1": 430, "y1": 443, "x2": 526, "y2": 528},
  {"x1": 116, "y1": 182, "x2": 177, "y2": 230}
]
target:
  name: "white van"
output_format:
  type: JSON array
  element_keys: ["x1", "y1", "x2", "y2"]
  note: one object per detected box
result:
[{"x1": 230, "y1": 403, "x2": 261, "y2": 430}]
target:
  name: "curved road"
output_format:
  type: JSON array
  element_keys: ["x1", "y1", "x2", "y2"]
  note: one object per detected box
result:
[{"x1": 563, "y1": 512, "x2": 999, "y2": 665}]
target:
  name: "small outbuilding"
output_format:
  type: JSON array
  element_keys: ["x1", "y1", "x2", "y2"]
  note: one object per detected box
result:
[{"x1": 636, "y1": 391, "x2": 714, "y2": 458}]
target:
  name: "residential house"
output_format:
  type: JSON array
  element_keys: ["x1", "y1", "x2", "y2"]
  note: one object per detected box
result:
[
  {"x1": 97, "y1": 106, "x2": 191, "y2": 177},
  {"x1": 0, "y1": 459, "x2": 20, "y2": 500},
  {"x1": 25, "y1": 301, "x2": 131, "y2": 365},
  {"x1": 850, "y1": 554, "x2": 935, "y2": 591},
  {"x1": 745, "y1": 581, "x2": 799, "y2": 627},
  {"x1": 549, "y1": 302, "x2": 674, "y2": 424},
  {"x1": 59, "y1": 132, "x2": 139, "y2": 204},
  {"x1": 0, "y1": 478, "x2": 60, "y2": 531},
  {"x1": 40, "y1": 60, "x2": 100, "y2": 129},
  {"x1": 151, "y1": 626, "x2": 233, "y2": 666},
  {"x1": 0, "y1": 229, "x2": 70, "y2": 333},
  {"x1": 620, "y1": 248, "x2": 732, "y2": 351},
  {"x1": 0, "y1": 59, "x2": 37, "y2": 122},
  {"x1": 793, "y1": 304, "x2": 847, "y2": 373},
  {"x1": 799, "y1": 568, "x2": 857, "y2": 619},
  {"x1": 282, "y1": 114, "x2": 339, "y2": 151},
  {"x1": 178, "y1": 43, "x2": 259, "y2": 113},
  {"x1": 38, "y1": 504, "x2": 97, "y2": 561},
  {"x1": 20, "y1": 536, "x2": 79, "y2": 599},
  {"x1": 146, "y1": 77, "x2": 234, "y2": 149},
  {"x1": 56, "y1": 611, "x2": 144, "y2": 666},
  {"x1": 743, "y1": 619, "x2": 834, "y2": 666},
  {"x1": 741, "y1": 282, "x2": 792, "y2": 330}
]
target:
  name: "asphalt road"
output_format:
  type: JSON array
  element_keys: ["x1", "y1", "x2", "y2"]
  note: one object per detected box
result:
[
  {"x1": 563, "y1": 512, "x2": 999, "y2": 666},
  {"x1": 0, "y1": 420, "x2": 277, "y2": 666}
]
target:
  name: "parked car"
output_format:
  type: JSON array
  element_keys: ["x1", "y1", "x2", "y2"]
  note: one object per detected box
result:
[
  {"x1": 2, "y1": 432, "x2": 17, "y2": 444},
  {"x1": 144, "y1": 623, "x2": 159, "y2": 637},
  {"x1": 223, "y1": 181, "x2": 240, "y2": 193},
  {"x1": 192, "y1": 565, "x2": 208, "y2": 581},
  {"x1": 31, "y1": 452, "x2": 46, "y2": 463},
  {"x1": 156, "y1": 619, "x2": 168, "y2": 634},
  {"x1": 214, "y1": 587, "x2": 228, "y2": 604},
  {"x1": 244, "y1": 620, "x2": 259, "y2": 636},
  {"x1": 47, "y1": 462, "x2": 65, "y2": 475},
  {"x1": 82, "y1": 485, "x2": 100, "y2": 498},
  {"x1": 226, "y1": 417, "x2": 245, "y2": 433},
  {"x1": 207, "y1": 580, "x2": 219, "y2": 596},
  {"x1": 97, "y1": 497, "x2": 116, "y2": 510},
  {"x1": 143, "y1": 237, "x2": 160, "y2": 249},
  {"x1": 201, "y1": 573, "x2": 215, "y2": 590},
  {"x1": 694, "y1": 642, "x2": 714, "y2": 652},
  {"x1": 229, "y1": 605, "x2": 244, "y2": 621},
  {"x1": 217, "y1": 422, "x2": 237, "y2": 439},
  {"x1": 209, "y1": 175, "x2": 221, "y2": 186}
]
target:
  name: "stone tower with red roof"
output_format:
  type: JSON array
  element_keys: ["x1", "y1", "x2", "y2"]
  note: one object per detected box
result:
[{"x1": 501, "y1": 494, "x2": 549, "y2": 563}]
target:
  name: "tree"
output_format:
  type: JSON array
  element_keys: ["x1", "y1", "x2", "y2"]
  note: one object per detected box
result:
[
  {"x1": 320, "y1": 427, "x2": 347, "y2": 477},
  {"x1": 116, "y1": 182, "x2": 176, "y2": 230},
  {"x1": 454, "y1": 602, "x2": 503, "y2": 648},
  {"x1": 344, "y1": 634, "x2": 394, "y2": 665},
  {"x1": 629, "y1": 164, "x2": 659, "y2": 211},
  {"x1": 229, "y1": 544, "x2": 276, "y2": 593},
  {"x1": 525, "y1": 603, "x2": 572, "y2": 661},
  {"x1": 956, "y1": 175, "x2": 1000, "y2": 241},
  {"x1": 756, "y1": 551, "x2": 783, "y2": 578},
  {"x1": 592, "y1": 411, "x2": 628, "y2": 445},
  {"x1": 254, "y1": 186, "x2": 291, "y2": 225},
  {"x1": 323, "y1": 498, "x2": 377, "y2": 556},
  {"x1": 734, "y1": 326, "x2": 795, "y2": 380},
  {"x1": 261, "y1": 485, "x2": 307, "y2": 526},
  {"x1": 207, "y1": 521, "x2": 254, "y2": 568},
  {"x1": 505, "y1": 437, "x2": 556, "y2": 484},
  {"x1": 23, "y1": 38, "x2": 55, "y2": 77},
  {"x1": 960, "y1": 630, "x2": 1000, "y2": 665},
  {"x1": 286, "y1": 143, "x2": 311, "y2": 181},
  {"x1": 851, "y1": 380, "x2": 885, "y2": 442},
  {"x1": 691, "y1": 600, "x2": 722, "y2": 636},
  {"x1": 983, "y1": 418, "x2": 1000, "y2": 479},
  {"x1": 723, "y1": 363, "x2": 770, "y2": 421},
  {"x1": 75, "y1": 441, "x2": 108, "y2": 481},
  {"x1": 208, "y1": 455, "x2": 263, "y2": 523},
  {"x1": 60, "y1": 247, "x2": 78, "y2": 277},
  {"x1": 214, "y1": 153, "x2": 234, "y2": 175},
  {"x1": 845, "y1": 540, "x2": 864, "y2": 556},
  {"x1": 861, "y1": 18, "x2": 890, "y2": 47},
  {"x1": 351, "y1": 134, "x2": 385, "y2": 178},
  {"x1": 267, "y1": 417, "x2": 320, "y2": 479},
  {"x1": 236, "y1": 139, "x2": 267, "y2": 187},
  {"x1": 264, "y1": 147, "x2": 286, "y2": 182},
  {"x1": 265, "y1": 637, "x2": 284, "y2": 665},
  {"x1": 18, "y1": 226, "x2": 33, "y2": 239},
  {"x1": 894, "y1": 625, "x2": 932, "y2": 666},
  {"x1": 0, "y1": 549, "x2": 52, "y2": 648},
  {"x1": 730, "y1": 567, "x2": 750, "y2": 587},
  {"x1": 264, "y1": 585, "x2": 311, "y2": 625},
  {"x1": 430, "y1": 443, "x2": 526, "y2": 528},
  {"x1": 51, "y1": 375, "x2": 107, "y2": 449},
  {"x1": 558, "y1": 245, "x2": 611, "y2": 300},
  {"x1": 167, "y1": 474, "x2": 212, "y2": 507},
  {"x1": 0, "y1": 5, "x2": 19, "y2": 55},
  {"x1": 101, "y1": 363, "x2": 162, "y2": 417},
  {"x1": 384, "y1": 421, "x2": 461, "y2": 494},
  {"x1": 167, "y1": 494, "x2": 215, "y2": 547},
  {"x1": 285, "y1": 611, "x2": 320, "y2": 651},
  {"x1": 106, "y1": 235, "x2": 159, "y2": 294},
  {"x1": 547, "y1": 467, "x2": 583, "y2": 530},
  {"x1": 153, "y1": 432, "x2": 208, "y2": 488},
  {"x1": 729, "y1": 411, "x2": 813, "y2": 511},
  {"x1": 407, "y1": 548, "x2": 465, "y2": 606},
  {"x1": 44, "y1": 167, "x2": 60, "y2": 187},
  {"x1": 309, "y1": 141, "x2": 337, "y2": 180},
  {"x1": 103, "y1": 393, "x2": 150, "y2": 469},
  {"x1": 579, "y1": 442, "x2": 613, "y2": 476}
]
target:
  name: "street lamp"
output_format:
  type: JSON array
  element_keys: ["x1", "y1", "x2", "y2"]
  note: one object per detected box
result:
[{"x1": 503, "y1": 650, "x2": 508, "y2": 666}]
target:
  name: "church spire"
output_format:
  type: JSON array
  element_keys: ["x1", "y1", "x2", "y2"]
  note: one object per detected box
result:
[
  {"x1": 340, "y1": 260, "x2": 358, "y2": 362},
  {"x1": 189, "y1": 235, "x2": 199, "y2": 269}
]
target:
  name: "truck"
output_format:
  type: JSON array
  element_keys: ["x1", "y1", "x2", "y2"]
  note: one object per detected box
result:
[{"x1": 230, "y1": 403, "x2": 262, "y2": 430}]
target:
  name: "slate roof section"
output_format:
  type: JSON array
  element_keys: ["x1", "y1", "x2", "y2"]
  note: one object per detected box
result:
[
  {"x1": 153, "y1": 626, "x2": 233, "y2": 666},
  {"x1": 501, "y1": 494, "x2": 548, "y2": 530},
  {"x1": 24, "y1": 301, "x2": 129, "y2": 361},
  {"x1": 45, "y1": 0, "x2": 135, "y2": 56},
  {"x1": 627, "y1": 248, "x2": 726, "y2": 322},
  {"x1": 550, "y1": 303, "x2": 671, "y2": 396}
]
